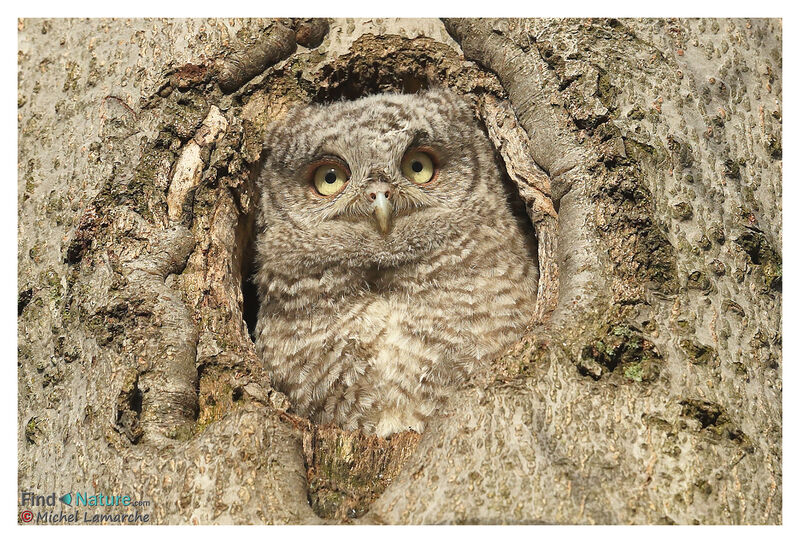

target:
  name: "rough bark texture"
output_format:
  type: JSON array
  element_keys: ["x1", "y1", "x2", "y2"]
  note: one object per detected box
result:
[{"x1": 18, "y1": 18, "x2": 781, "y2": 524}]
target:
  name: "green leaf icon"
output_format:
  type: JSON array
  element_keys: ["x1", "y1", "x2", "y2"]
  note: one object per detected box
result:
[{"x1": 59, "y1": 493, "x2": 72, "y2": 506}]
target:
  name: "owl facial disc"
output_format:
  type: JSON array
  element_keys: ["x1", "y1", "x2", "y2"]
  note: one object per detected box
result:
[{"x1": 366, "y1": 181, "x2": 393, "y2": 234}]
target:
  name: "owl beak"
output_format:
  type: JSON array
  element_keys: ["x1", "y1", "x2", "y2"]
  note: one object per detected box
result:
[
  {"x1": 366, "y1": 182, "x2": 394, "y2": 234},
  {"x1": 371, "y1": 192, "x2": 393, "y2": 234}
]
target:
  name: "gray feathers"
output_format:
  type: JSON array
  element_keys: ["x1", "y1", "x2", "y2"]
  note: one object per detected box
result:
[{"x1": 254, "y1": 89, "x2": 538, "y2": 436}]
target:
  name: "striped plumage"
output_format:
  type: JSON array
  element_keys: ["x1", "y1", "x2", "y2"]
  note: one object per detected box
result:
[{"x1": 254, "y1": 89, "x2": 538, "y2": 436}]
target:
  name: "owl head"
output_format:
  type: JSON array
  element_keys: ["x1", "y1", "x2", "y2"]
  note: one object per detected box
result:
[{"x1": 256, "y1": 89, "x2": 511, "y2": 273}]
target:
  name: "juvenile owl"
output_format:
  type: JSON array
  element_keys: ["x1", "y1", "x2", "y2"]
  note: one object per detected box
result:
[{"x1": 254, "y1": 89, "x2": 538, "y2": 437}]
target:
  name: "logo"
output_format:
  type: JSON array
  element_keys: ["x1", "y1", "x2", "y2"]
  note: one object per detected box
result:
[
  {"x1": 20, "y1": 491, "x2": 56, "y2": 507},
  {"x1": 18, "y1": 489, "x2": 152, "y2": 524}
]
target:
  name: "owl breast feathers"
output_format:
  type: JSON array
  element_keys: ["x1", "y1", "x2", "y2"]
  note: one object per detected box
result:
[{"x1": 254, "y1": 89, "x2": 538, "y2": 437}]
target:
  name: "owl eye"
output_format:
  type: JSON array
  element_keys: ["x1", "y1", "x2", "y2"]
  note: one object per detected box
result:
[
  {"x1": 312, "y1": 162, "x2": 349, "y2": 196},
  {"x1": 401, "y1": 150, "x2": 436, "y2": 185}
]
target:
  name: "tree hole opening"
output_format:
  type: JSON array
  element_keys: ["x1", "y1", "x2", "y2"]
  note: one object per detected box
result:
[
  {"x1": 313, "y1": 69, "x2": 430, "y2": 103},
  {"x1": 241, "y1": 263, "x2": 259, "y2": 340},
  {"x1": 239, "y1": 176, "x2": 260, "y2": 341},
  {"x1": 235, "y1": 36, "x2": 543, "y2": 521}
]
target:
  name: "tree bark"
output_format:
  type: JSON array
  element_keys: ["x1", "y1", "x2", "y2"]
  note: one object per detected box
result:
[{"x1": 18, "y1": 17, "x2": 781, "y2": 524}]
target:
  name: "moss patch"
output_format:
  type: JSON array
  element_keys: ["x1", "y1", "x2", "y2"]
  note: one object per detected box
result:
[
  {"x1": 25, "y1": 416, "x2": 44, "y2": 445},
  {"x1": 578, "y1": 324, "x2": 662, "y2": 382}
]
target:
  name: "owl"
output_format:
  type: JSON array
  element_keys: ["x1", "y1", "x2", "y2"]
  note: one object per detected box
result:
[{"x1": 254, "y1": 89, "x2": 538, "y2": 437}]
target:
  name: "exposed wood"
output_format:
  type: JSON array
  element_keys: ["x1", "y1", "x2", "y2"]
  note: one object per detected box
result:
[{"x1": 479, "y1": 93, "x2": 558, "y2": 322}]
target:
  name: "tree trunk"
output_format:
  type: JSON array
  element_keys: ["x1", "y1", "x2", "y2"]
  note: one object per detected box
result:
[{"x1": 18, "y1": 17, "x2": 781, "y2": 524}]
